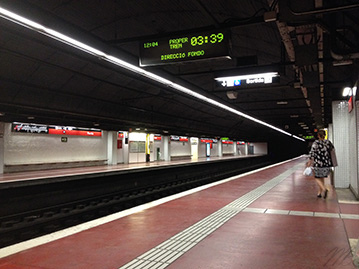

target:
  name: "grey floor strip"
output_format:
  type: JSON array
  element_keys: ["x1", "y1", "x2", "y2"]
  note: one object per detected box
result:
[
  {"x1": 242, "y1": 207, "x2": 359, "y2": 220},
  {"x1": 119, "y1": 164, "x2": 301, "y2": 269}
]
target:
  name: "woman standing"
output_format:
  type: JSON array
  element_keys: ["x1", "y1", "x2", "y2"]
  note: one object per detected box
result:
[{"x1": 307, "y1": 130, "x2": 335, "y2": 199}]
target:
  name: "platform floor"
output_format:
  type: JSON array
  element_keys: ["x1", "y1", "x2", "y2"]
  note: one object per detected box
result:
[{"x1": 0, "y1": 157, "x2": 358, "y2": 268}]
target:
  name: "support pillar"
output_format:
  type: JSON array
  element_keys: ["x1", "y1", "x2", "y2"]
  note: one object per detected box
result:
[
  {"x1": 0, "y1": 122, "x2": 4, "y2": 174},
  {"x1": 107, "y1": 131, "x2": 118, "y2": 165},
  {"x1": 163, "y1": 136, "x2": 170, "y2": 161},
  {"x1": 218, "y1": 140, "x2": 223, "y2": 157}
]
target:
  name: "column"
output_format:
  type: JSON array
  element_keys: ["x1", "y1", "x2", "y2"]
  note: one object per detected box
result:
[
  {"x1": 332, "y1": 100, "x2": 357, "y2": 190},
  {"x1": 163, "y1": 136, "x2": 170, "y2": 161},
  {"x1": 123, "y1": 132, "x2": 129, "y2": 164},
  {"x1": 0, "y1": 122, "x2": 4, "y2": 174},
  {"x1": 218, "y1": 140, "x2": 223, "y2": 157},
  {"x1": 107, "y1": 131, "x2": 118, "y2": 165}
]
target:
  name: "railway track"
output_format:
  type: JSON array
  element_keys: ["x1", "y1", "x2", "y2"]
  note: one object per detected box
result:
[{"x1": 0, "y1": 156, "x2": 272, "y2": 248}]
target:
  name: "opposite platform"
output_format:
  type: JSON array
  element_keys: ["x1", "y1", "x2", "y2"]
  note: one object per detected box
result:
[{"x1": 0, "y1": 157, "x2": 358, "y2": 268}]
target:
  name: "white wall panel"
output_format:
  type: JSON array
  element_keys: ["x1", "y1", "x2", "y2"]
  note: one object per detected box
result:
[
  {"x1": 222, "y1": 143, "x2": 234, "y2": 154},
  {"x1": 170, "y1": 141, "x2": 191, "y2": 156},
  {"x1": 354, "y1": 101, "x2": 359, "y2": 196},
  {"x1": 4, "y1": 123, "x2": 107, "y2": 165},
  {"x1": 0, "y1": 122, "x2": 4, "y2": 173},
  {"x1": 253, "y1": 143, "x2": 268, "y2": 155},
  {"x1": 332, "y1": 101, "x2": 354, "y2": 188}
]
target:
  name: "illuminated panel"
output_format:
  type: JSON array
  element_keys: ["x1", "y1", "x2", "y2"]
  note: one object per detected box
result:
[
  {"x1": 139, "y1": 30, "x2": 231, "y2": 66},
  {"x1": 170, "y1": 135, "x2": 189, "y2": 142},
  {"x1": 12, "y1": 122, "x2": 48, "y2": 134},
  {"x1": 154, "y1": 135, "x2": 162, "y2": 141},
  {"x1": 215, "y1": 72, "x2": 279, "y2": 87},
  {"x1": 200, "y1": 138, "x2": 218, "y2": 143},
  {"x1": 48, "y1": 127, "x2": 102, "y2": 137},
  {"x1": 222, "y1": 140, "x2": 233, "y2": 144}
]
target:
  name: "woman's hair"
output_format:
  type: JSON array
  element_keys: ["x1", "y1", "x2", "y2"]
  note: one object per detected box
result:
[{"x1": 317, "y1": 129, "x2": 326, "y2": 139}]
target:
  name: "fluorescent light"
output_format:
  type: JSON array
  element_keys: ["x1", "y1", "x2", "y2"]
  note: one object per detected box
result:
[
  {"x1": 276, "y1": 101, "x2": 288, "y2": 105},
  {"x1": 0, "y1": 6, "x2": 305, "y2": 142}
]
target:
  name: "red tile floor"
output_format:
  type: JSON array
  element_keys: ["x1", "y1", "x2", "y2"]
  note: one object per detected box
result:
[{"x1": 0, "y1": 157, "x2": 358, "y2": 268}]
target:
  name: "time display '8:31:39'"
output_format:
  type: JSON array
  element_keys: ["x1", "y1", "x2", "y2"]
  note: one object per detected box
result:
[{"x1": 190, "y1": 33, "x2": 224, "y2": 46}]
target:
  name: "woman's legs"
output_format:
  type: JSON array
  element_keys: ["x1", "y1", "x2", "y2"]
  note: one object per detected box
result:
[{"x1": 315, "y1": 177, "x2": 326, "y2": 197}]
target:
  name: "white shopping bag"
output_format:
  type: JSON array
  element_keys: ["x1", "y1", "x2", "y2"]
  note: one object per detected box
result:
[{"x1": 303, "y1": 167, "x2": 313, "y2": 176}]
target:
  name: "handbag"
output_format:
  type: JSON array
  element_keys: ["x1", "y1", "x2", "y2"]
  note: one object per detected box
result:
[
  {"x1": 303, "y1": 167, "x2": 313, "y2": 176},
  {"x1": 330, "y1": 148, "x2": 338, "y2": 167}
]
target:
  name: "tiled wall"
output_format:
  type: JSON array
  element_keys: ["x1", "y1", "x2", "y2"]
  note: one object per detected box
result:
[
  {"x1": 332, "y1": 101, "x2": 354, "y2": 188},
  {"x1": 354, "y1": 101, "x2": 359, "y2": 196}
]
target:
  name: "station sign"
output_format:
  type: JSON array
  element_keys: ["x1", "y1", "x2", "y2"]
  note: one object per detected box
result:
[
  {"x1": 154, "y1": 134, "x2": 162, "y2": 141},
  {"x1": 222, "y1": 140, "x2": 233, "y2": 144},
  {"x1": 200, "y1": 138, "x2": 218, "y2": 143},
  {"x1": 139, "y1": 30, "x2": 231, "y2": 66},
  {"x1": 12, "y1": 122, "x2": 102, "y2": 137},
  {"x1": 170, "y1": 135, "x2": 188, "y2": 142},
  {"x1": 215, "y1": 72, "x2": 279, "y2": 87},
  {"x1": 48, "y1": 126, "x2": 102, "y2": 137}
]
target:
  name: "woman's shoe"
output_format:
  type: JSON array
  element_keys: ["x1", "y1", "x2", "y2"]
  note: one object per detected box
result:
[
  {"x1": 323, "y1": 190, "x2": 328, "y2": 199},
  {"x1": 317, "y1": 194, "x2": 322, "y2": 198}
]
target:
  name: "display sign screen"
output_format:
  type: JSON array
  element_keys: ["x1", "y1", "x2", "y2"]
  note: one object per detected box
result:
[
  {"x1": 12, "y1": 122, "x2": 101, "y2": 137},
  {"x1": 48, "y1": 126, "x2": 102, "y2": 137},
  {"x1": 200, "y1": 138, "x2": 218, "y2": 143},
  {"x1": 170, "y1": 135, "x2": 189, "y2": 142},
  {"x1": 222, "y1": 140, "x2": 233, "y2": 144},
  {"x1": 154, "y1": 135, "x2": 162, "y2": 141},
  {"x1": 139, "y1": 30, "x2": 231, "y2": 66},
  {"x1": 215, "y1": 72, "x2": 279, "y2": 88}
]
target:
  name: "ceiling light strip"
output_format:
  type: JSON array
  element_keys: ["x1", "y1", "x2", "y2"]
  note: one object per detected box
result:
[{"x1": 0, "y1": 6, "x2": 305, "y2": 142}]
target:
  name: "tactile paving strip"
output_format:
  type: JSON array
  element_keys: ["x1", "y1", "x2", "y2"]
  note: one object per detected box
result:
[{"x1": 119, "y1": 165, "x2": 301, "y2": 269}]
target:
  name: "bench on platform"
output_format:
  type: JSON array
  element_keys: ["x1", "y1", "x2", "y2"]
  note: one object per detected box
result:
[{"x1": 170, "y1": 155, "x2": 192, "y2": 161}]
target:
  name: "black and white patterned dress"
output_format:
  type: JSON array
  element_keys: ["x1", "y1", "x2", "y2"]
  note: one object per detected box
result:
[{"x1": 309, "y1": 139, "x2": 334, "y2": 178}]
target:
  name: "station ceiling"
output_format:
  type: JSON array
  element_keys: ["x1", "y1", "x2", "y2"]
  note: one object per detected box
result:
[{"x1": 0, "y1": 0, "x2": 358, "y2": 142}]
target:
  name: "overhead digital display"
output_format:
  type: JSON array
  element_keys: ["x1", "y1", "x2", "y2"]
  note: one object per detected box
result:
[
  {"x1": 139, "y1": 30, "x2": 231, "y2": 66},
  {"x1": 215, "y1": 72, "x2": 280, "y2": 88}
]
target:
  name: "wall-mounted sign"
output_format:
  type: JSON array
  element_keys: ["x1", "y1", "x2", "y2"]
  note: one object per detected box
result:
[
  {"x1": 154, "y1": 135, "x2": 162, "y2": 141},
  {"x1": 200, "y1": 138, "x2": 218, "y2": 143},
  {"x1": 139, "y1": 30, "x2": 231, "y2": 66},
  {"x1": 170, "y1": 135, "x2": 189, "y2": 142},
  {"x1": 222, "y1": 140, "x2": 233, "y2": 144},
  {"x1": 12, "y1": 122, "x2": 102, "y2": 137},
  {"x1": 118, "y1": 132, "x2": 124, "y2": 138},
  {"x1": 48, "y1": 126, "x2": 102, "y2": 137},
  {"x1": 215, "y1": 72, "x2": 279, "y2": 88},
  {"x1": 237, "y1": 141, "x2": 246, "y2": 145},
  {"x1": 12, "y1": 123, "x2": 48, "y2": 134},
  {"x1": 61, "y1": 137, "x2": 68, "y2": 142}
]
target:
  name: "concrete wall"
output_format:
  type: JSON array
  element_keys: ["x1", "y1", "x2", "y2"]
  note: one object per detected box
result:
[
  {"x1": 4, "y1": 123, "x2": 107, "y2": 165},
  {"x1": 332, "y1": 100, "x2": 358, "y2": 193}
]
